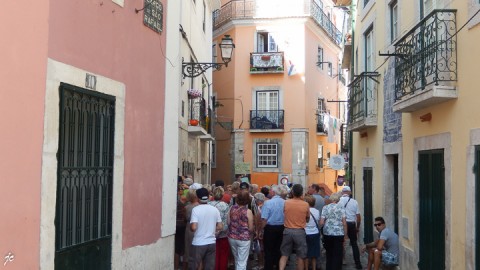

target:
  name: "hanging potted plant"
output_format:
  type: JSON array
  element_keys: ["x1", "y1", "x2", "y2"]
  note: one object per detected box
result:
[{"x1": 187, "y1": 89, "x2": 202, "y2": 99}]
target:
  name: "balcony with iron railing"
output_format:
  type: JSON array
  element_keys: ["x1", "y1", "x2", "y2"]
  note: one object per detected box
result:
[
  {"x1": 393, "y1": 9, "x2": 457, "y2": 112},
  {"x1": 347, "y1": 72, "x2": 379, "y2": 132},
  {"x1": 250, "y1": 52, "x2": 284, "y2": 73},
  {"x1": 188, "y1": 97, "x2": 214, "y2": 139},
  {"x1": 213, "y1": 0, "x2": 342, "y2": 46},
  {"x1": 316, "y1": 112, "x2": 328, "y2": 134},
  {"x1": 250, "y1": 110, "x2": 285, "y2": 131}
]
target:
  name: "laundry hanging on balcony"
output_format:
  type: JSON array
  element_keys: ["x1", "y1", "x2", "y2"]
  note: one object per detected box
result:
[{"x1": 324, "y1": 114, "x2": 340, "y2": 143}]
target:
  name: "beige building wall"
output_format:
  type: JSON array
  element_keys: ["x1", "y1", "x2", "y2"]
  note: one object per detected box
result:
[{"x1": 350, "y1": 0, "x2": 480, "y2": 268}]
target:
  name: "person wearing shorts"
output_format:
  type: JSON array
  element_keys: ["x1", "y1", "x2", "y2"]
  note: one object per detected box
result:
[
  {"x1": 362, "y1": 217, "x2": 399, "y2": 270},
  {"x1": 278, "y1": 184, "x2": 310, "y2": 270},
  {"x1": 304, "y1": 195, "x2": 321, "y2": 270}
]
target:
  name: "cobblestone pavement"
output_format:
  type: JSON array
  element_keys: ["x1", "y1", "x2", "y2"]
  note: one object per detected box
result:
[{"x1": 245, "y1": 239, "x2": 368, "y2": 270}]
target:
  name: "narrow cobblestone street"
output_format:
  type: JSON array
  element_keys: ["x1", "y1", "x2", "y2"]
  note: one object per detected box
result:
[{"x1": 243, "y1": 239, "x2": 368, "y2": 270}]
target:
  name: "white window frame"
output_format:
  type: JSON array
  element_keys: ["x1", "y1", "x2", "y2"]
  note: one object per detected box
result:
[
  {"x1": 256, "y1": 32, "x2": 278, "y2": 52},
  {"x1": 365, "y1": 26, "x2": 376, "y2": 116},
  {"x1": 256, "y1": 90, "x2": 279, "y2": 111},
  {"x1": 317, "y1": 98, "x2": 327, "y2": 113},
  {"x1": 317, "y1": 144, "x2": 324, "y2": 168},
  {"x1": 317, "y1": 46, "x2": 324, "y2": 70},
  {"x1": 390, "y1": 0, "x2": 399, "y2": 42},
  {"x1": 257, "y1": 143, "x2": 278, "y2": 168},
  {"x1": 365, "y1": 27, "x2": 375, "y2": 72}
]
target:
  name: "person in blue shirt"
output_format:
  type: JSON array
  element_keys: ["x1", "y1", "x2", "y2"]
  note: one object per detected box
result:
[{"x1": 261, "y1": 185, "x2": 286, "y2": 270}]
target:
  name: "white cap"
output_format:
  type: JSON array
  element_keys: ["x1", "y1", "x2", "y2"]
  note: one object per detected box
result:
[{"x1": 189, "y1": 183, "x2": 203, "y2": 190}]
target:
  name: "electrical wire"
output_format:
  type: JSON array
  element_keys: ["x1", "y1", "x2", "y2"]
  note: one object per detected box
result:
[{"x1": 159, "y1": 34, "x2": 175, "y2": 68}]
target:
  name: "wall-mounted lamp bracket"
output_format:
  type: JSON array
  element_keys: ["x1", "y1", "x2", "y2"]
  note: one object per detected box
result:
[
  {"x1": 316, "y1": 61, "x2": 332, "y2": 68},
  {"x1": 350, "y1": 72, "x2": 381, "y2": 85},
  {"x1": 182, "y1": 35, "x2": 235, "y2": 78},
  {"x1": 182, "y1": 59, "x2": 226, "y2": 78},
  {"x1": 378, "y1": 50, "x2": 407, "y2": 59}
]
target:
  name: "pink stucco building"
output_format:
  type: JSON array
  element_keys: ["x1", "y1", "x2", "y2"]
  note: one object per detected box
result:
[{"x1": 0, "y1": 0, "x2": 181, "y2": 268}]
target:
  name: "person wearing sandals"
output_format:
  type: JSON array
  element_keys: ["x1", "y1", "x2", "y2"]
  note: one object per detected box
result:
[
  {"x1": 304, "y1": 195, "x2": 321, "y2": 270},
  {"x1": 362, "y1": 217, "x2": 399, "y2": 270}
]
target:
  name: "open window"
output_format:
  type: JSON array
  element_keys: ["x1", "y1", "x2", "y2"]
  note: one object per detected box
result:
[{"x1": 257, "y1": 32, "x2": 278, "y2": 52}]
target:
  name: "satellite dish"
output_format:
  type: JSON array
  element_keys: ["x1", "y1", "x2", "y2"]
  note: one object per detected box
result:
[{"x1": 330, "y1": 154, "x2": 345, "y2": 170}]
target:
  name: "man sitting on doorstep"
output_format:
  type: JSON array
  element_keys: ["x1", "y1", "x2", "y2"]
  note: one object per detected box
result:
[{"x1": 362, "y1": 216, "x2": 399, "y2": 270}]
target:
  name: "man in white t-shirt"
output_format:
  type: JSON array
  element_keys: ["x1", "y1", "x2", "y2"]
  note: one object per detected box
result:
[
  {"x1": 339, "y1": 186, "x2": 362, "y2": 269},
  {"x1": 189, "y1": 187, "x2": 223, "y2": 270}
]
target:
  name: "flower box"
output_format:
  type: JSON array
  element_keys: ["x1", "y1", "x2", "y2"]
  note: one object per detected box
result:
[
  {"x1": 261, "y1": 55, "x2": 271, "y2": 61},
  {"x1": 187, "y1": 89, "x2": 202, "y2": 99}
]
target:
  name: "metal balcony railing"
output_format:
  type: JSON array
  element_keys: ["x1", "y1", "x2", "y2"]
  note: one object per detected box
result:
[
  {"x1": 309, "y1": 1, "x2": 342, "y2": 45},
  {"x1": 316, "y1": 113, "x2": 328, "y2": 133},
  {"x1": 189, "y1": 98, "x2": 213, "y2": 134},
  {"x1": 347, "y1": 72, "x2": 378, "y2": 126},
  {"x1": 250, "y1": 52, "x2": 284, "y2": 73},
  {"x1": 250, "y1": 110, "x2": 285, "y2": 130},
  {"x1": 213, "y1": 0, "x2": 342, "y2": 46},
  {"x1": 394, "y1": 10, "x2": 457, "y2": 101}
]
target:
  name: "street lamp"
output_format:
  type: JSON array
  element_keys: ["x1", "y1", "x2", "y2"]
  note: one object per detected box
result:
[{"x1": 182, "y1": 35, "x2": 235, "y2": 78}]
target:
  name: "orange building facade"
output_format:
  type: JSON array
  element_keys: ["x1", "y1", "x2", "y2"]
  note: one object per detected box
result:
[{"x1": 211, "y1": 0, "x2": 349, "y2": 191}]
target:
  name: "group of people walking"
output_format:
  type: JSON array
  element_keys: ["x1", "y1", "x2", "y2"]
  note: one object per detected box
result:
[{"x1": 175, "y1": 176, "x2": 399, "y2": 270}]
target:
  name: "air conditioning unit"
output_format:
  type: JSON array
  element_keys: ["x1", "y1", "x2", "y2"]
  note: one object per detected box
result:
[{"x1": 278, "y1": 174, "x2": 290, "y2": 185}]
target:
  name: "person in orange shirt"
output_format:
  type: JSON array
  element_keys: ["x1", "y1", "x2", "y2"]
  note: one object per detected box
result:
[{"x1": 278, "y1": 184, "x2": 310, "y2": 270}]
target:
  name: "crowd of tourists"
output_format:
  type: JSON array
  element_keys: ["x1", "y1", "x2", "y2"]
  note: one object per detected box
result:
[{"x1": 174, "y1": 176, "x2": 399, "y2": 270}]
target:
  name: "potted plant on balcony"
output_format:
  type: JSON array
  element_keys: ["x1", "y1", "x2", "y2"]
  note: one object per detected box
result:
[
  {"x1": 189, "y1": 119, "x2": 199, "y2": 126},
  {"x1": 261, "y1": 55, "x2": 271, "y2": 61},
  {"x1": 187, "y1": 89, "x2": 202, "y2": 99}
]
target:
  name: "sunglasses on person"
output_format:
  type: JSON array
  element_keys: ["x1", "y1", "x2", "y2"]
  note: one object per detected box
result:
[{"x1": 374, "y1": 223, "x2": 383, "y2": 227}]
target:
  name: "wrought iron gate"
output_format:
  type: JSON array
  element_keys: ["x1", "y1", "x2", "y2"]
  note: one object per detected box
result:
[{"x1": 55, "y1": 83, "x2": 115, "y2": 270}]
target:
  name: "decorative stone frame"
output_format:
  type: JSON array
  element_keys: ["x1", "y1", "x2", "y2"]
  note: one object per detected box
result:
[{"x1": 40, "y1": 59, "x2": 126, "y2": 270}]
